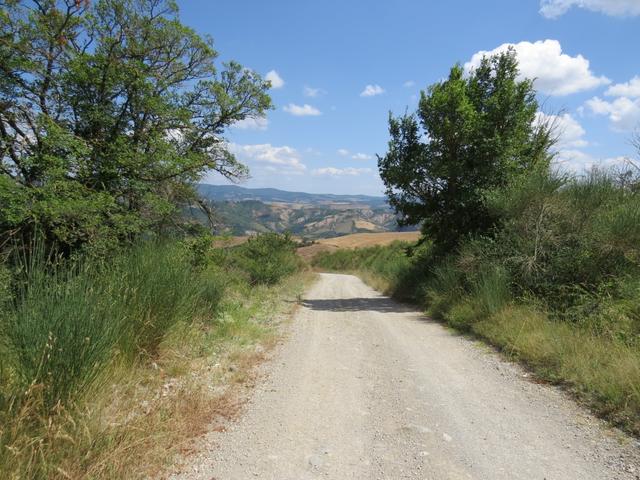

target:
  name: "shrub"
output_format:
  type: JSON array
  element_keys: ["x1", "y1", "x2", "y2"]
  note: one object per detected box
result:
[
  {"x1": 5, "y1": 257, "x2": 126, "y2": 409},
  {"x1": 0, "y1": 242, "x2": 226, "y2": 410},
  {"x1": 472, "y1": 266, "x2": 511, "y2": 317},
  {"x1": 233, "y1": 233, "x2": 300, "y2": 285},
  {"x1": 0, "y1": 263, "x2": 10, "y2": 315},
  {"x1": 112, "y1": 243, "x2": 208, "y2": 357}
]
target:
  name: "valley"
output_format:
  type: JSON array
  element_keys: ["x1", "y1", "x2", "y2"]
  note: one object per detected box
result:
[{"x1": 193, "y1": 184, "x2": 415, "y2": 239}]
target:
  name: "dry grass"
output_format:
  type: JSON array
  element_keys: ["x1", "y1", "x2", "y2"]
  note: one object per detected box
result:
[
  {"x1": 319, "y1": 231, "x2": 421, "y2": 248},
  {"x1": 474, "y1": 305, "x2": 640, "y2": 434},
  {"x1": 298, "y1": 231, "x2": 420, "y2": 261}
]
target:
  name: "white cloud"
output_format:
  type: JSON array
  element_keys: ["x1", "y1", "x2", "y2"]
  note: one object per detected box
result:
[
  {"x1": 465, "y1": 40, "x2": 610, "y2": 96},
  {"x1": 312, "y1": 167, "x2": 373, "y2": 176},
  {"x1": 228, "y1": 143, "x2": 306, "y2": 174},
  {"x1": 360, "y1": 84, "x2": 385, "y2": 97},
  {"x1": 283, "y1": 103, "x2": 322, "y2": 116},
  {"x1": 403, "y1": 80, "x2": 416, "y2": 88},
  {"x1": 305, "y1": 147, "x2": 321, "y2": 156},
  {"x1": 303, "y1": 86, "x2": 325, "y2": 97},
  {"x1": 585, "y1": 96, "x2": 640, "y2": 131},
  {"x1": 352, "y1": 152, "x2": 373, "y2": 160},
  {"x1": 265, "y1": 70, "x2": 284, "y2": 89},
  {"x1": 536, "y1": 112, "x2": 588, "y2": 148},
  {"x1": 533, "y1": 111, "x2": 634, "y2": 174},
  {"x1": 606, "y1": 76, "x2": 640, "y2": 98},
  {"x1": 554, "y1": 149, "x2": 631, "y2": 173},
  {"x1": 232, "y1": 116, "x2": 269, "y2": 131},
  {"x1": 540, "y1": 0, "x2": 640, "y2": 18},
  {"x1": 337, "y1": 148, "x2": 350, "y2": 156}
]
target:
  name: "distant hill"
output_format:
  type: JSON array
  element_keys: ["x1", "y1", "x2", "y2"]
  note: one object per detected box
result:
[
  {"x1": 192, "y1": 184, "x2": 416, "y2": 239},
  {"x1": 196, "y1": 184, "x2": 389, "y2": 208}
]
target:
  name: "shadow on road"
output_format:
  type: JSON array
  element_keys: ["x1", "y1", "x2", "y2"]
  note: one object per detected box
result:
[{"x1": 301, "y1": 297, "x2": 414, "y2": 313}]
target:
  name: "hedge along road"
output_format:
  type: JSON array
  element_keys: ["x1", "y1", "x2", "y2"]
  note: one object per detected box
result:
[{"x1": 173, "y1": 273, "x2": 640, "y2": 480}]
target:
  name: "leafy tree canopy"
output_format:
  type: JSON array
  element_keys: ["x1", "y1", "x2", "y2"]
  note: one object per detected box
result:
[
  {"x1": 0, "y1": 0, "x2": 272, "y2": 255},
  {"x1": 378, "y1": 49, "x2": 554, "y2": 252}
]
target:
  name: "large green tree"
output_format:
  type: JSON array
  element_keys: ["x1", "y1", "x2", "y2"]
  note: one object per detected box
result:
[
  {"x1": 378, "y1": 49, "x2": 554, "y2": 252},
  {"x1": 0, "y1": 0, "x2": 271, "y2": 255}
]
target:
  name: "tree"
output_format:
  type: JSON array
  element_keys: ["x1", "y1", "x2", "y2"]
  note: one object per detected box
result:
[
  {"x1": 0, "y1": 0, "x2": 272, "y2": 255},
  {"x1": 378, "y1": 49, "x2": 554, "y2": 252}
]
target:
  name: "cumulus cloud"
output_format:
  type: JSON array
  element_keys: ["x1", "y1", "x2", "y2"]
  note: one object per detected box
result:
[
  {"x1": 533, "y1": 112, "x2": 633, "y2": 174},
  {"x1": 303, "y1": 86, "x2": 325, "y2": 97},
  {"x1": 540, "y1": 0, "x2": 640, "y2": 18},
  {"x1": 232, "y1": 116, "x2": 269, "y2": 130},
  {"x1": 605, "y1": 76, "x2": 640, "y2": 98},
  {"x1": 554, "y1": 149, "x2": 631, "y2": 173},
  {"x1": 228, "y1": 143, "x2": 306, "y2": 174},
  {"x1": 585, "y1": 96, "x2": 640, "y2": 131},
  {"x1": 351, "y1": 152, "x2": 373, "y2": 160},
  {"x1": 536, "y1": 112, "x2": 588, "y2": 148},
  {"x1": 265, "y1": 70, "x2": 284, "y2": 89},
  {"x1": 465, "y1": 40, "x2": 610, "y2": 96},
  {"x1": 312, "y1": 167, "x2": 373, "y2": 176},
  {"x1": 360, "y1": 84, "x2": 385, "y2": 97},
  {"x1": 283, "y1": 103, "x2": 322, "y2": 116},
  {"x1": 403, "y1": 80, "x2": 416, "y2": 88},
  {"x1": 337, "y1": 148, "x2": 350, "y2": 156}
]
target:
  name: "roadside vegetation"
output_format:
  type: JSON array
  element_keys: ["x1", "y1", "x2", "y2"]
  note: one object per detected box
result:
[
  {"x1": 1, "y1": 235, "x2": 305, "y2": 479},
  {"x1": 315, "y1": 51, "x2": 640, "y2": 435},
  {"x1": 0, "y1": 1, "x2": 306, "y2": 478}
]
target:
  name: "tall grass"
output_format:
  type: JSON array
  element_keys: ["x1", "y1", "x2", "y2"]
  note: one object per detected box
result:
[
  {"x1": 0, "y1": 233, "x2": 302, "y2": 478},
  {"x1": 2, "y1": 243, "x2": 218, "y2": 411}
]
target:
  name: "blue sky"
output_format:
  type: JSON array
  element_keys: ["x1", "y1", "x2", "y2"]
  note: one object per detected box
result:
[{"x1": 180, "y1": 0, "x2": 640, "y2": 196}]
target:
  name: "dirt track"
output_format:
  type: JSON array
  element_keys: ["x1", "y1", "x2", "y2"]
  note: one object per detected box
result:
[{"x1": 172, "y1": 273, "x2": 640, "y2": 480}]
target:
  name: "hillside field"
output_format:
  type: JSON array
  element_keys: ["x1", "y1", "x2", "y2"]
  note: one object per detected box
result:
[{"x1": 297, "y1": 231, "x2": 421, "y2": 260}]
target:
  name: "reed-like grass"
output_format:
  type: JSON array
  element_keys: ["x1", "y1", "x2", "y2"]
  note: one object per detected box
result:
[{"x1": 0, "y1": 234, "x2": 304, "y2": 478}]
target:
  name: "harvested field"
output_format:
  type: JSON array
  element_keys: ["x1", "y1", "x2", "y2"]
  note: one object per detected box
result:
[{"x1": 297, "y1": 231, "x2": 420, "y2": 261}]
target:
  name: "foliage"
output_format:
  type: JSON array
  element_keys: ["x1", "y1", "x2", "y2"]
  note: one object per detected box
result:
[
  {"x1": 0, "y1": 233, "x2": 301, "y2": 477},
  {"x1": 312, "y1": 241, "x2": 427, "y2": 301},
  {"x1": 231, "y1": 233, "x2": 301, "y2": 285},
  {"x1": 378, "y1": 49, "x2": 554, "y2": 252},
  {"x1": 0, "y1": 0, "x2": 272, "y2": 256},
  {"x1": 2, "y1": 243, "x2": 213, "y2": 409},
  {"x1": 484, "y1": 168, "x2": 640, "y2": 324}
]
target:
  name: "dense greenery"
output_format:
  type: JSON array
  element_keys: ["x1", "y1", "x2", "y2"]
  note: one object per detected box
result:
[
  {"x1": 0, "y1": 234, "x2": 302, "y2": 477},
  {"x1": 232, "y1": 233, "x2": 301, "y2": 285},
  {"x1": 0, "y1": 0, "x2": 271, "y2": 256},
  {"x1": 379, "y1": 49, "x2": 554, "y2": 252}
]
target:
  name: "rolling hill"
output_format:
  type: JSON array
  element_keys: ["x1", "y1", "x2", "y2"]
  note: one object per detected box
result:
[{"x1": 191, "y1": 184, "x2": 416, "y2": 239}]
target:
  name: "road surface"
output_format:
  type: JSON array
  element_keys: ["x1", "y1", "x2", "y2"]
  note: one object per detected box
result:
[{"x1": 173, "y1": 273, "x2": 640, "y2": 480}]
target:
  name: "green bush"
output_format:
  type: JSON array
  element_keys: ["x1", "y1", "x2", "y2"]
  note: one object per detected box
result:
[
  {"x1": 112, "y1": 244, "x2": 210, "y2": 357},
  {"x1": 472, "y1": 266, "x2": 511, "y2": 317},
  {"x1": 232, "y1": 233, "x2": 300, "y2": 285},
  {"x1": 0, "y1": 242, "x2": 230, "y2": 410},
  {"x1": 5, "y1": 257, "x2": 127, "y2": 408}
]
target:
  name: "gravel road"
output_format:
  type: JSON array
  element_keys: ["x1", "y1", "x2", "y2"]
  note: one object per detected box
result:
[{"x1": 172, "y1": 273, "x2": 640, "y2": 480}]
